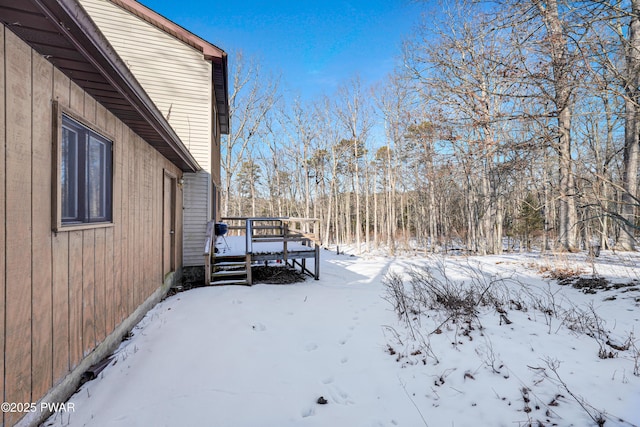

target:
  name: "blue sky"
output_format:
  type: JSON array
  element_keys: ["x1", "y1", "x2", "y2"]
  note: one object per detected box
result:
[{"x1": 138, "y1": 0, "x2": 425, "y2": 99}]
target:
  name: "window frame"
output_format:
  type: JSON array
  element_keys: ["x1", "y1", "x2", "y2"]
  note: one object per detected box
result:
[{"x1": 52, "y1": 102, "x2": 115, "y2": 232}]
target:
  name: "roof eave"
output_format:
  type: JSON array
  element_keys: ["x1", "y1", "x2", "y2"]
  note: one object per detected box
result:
[
  {"x1": 1, "y1": 0, "x2": 201, "y2": 172},
  {"x1": 110, "y1": 0, "x2": 225, "y2": 59},
  {"x1": 214, "y1": 53, "x2": 230, "y2": 135}
]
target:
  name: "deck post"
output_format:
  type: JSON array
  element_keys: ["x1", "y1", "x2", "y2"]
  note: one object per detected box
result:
[
  {"x1": 314, "y1": 244, "x2": 320, "y2": 280},
  {"x1": 204, "y1": 255, "x2": 210, "y2": 286},
  {"x1": 204, "y1": 221, "x2": 214, "y2": 286},
  {"x1": 245, "y1": 253, "x2": 252, "y2": 285},
  {"x1": 245, "y1": 219, "x2": 252, "y2": 254},
  {"x1": 282, "y1": 221, "x2": 288, "y2": 263}
]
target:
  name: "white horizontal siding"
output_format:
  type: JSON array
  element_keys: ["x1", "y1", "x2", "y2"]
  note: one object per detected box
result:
[
  {"x1": 80, "y1": 0, "x2": 212, "y2": 171},
  {"x1": 182, "y1": 171, "x2": 211, "y2": 266}
]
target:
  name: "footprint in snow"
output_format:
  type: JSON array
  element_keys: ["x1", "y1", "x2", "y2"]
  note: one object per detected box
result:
[
  {"x1": 322, "y1": 376, "x2": 334, "y2": 384},
  {"x1": 305, "y1": 342, "x2": 318, "y2": 351},
  {"x1": 327, "y1": 384, "x2": 353, "y2": 405},
  {"x1": 301, "y1": 407, "x2": 316, "y2": 418},
  {"x1": 251, "y1": 323, "x2": 266, "y2": 331}
]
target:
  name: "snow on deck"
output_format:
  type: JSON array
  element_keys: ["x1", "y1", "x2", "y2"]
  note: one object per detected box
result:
[{"x1": 216, "y1": 235, "x2": 316, "y2": 257}]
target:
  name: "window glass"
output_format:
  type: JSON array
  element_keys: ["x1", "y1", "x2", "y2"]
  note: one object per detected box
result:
[
  {"x1": 60, "y1": 114, "x2": 112, "y2": 225},
  {"x1": 61, "y1": 126, "x2": 79, "y2": 220},
  {"x1": 88, "y1": 135, "x2": 107, "y2": 219}
]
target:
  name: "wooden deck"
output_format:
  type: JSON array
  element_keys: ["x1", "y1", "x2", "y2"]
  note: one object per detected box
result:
[{"x1": 204, "y1": 217, "x2": 321, "y2": 285}]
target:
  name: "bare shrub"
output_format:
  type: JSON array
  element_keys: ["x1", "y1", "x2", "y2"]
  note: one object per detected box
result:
[
  {"x1": 382, "y1": 275, "x2": 439, "y2": 365},
  {"x1": 543, "y1": 358, "x2": 607, "y2": 427},
  {"x1": 407, "y1": 267, "x2": 478, "y2": 318},
  {"x1": 383, "y1": 272, "x2": 414, "y2": 319},
  {"x1": 631, "y1": 335, "x2": 640, "y2": 377},
  {"x1": 538, "y1": 253, "x2": 585, "y2": 282},
  {"x1": 520, "y1": 283, "x2": 564, "y2": 334},
  {"x1": 560, "y1": 302, "x2": 634, "y2": 360},
  {"x1": 383, "y1": 259, "x2": 518, "y2": 341}
]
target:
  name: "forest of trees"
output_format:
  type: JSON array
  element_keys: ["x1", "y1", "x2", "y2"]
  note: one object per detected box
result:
[{"x1": 221, "y1": 0, "x2": 640, "y2": 255}]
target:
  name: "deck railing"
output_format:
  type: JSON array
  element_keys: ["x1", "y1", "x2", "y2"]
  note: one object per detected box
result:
[
  {"x1": 221, "y1": 217, "x2": 320, "y2": 255},
  {"x1": 204, "y1": 217, "x2": 321, "y2": 283},
  {"x1": 203, "y1": 221, "x2": 215, "y2": 283}
]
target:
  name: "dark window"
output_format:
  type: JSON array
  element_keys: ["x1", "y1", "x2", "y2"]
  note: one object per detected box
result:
[{"x1": 61, "y1": 115, "x2": 112, "y2": 224}]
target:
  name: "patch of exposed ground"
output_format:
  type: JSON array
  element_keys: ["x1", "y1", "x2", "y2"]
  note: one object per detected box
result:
[
  {"x1": 252, "y1": 265, "x2": 307, "y2": 284},
  {"x1": 556, "y1": 275, "x2": 639, "y2": 296}
]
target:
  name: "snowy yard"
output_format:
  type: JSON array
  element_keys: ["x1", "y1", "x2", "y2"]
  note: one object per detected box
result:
[{"x1": 45, "y1": 249, "x2": 640, "y2": 427}]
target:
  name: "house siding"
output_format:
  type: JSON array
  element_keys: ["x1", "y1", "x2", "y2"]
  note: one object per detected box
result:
[
  {"x1": 78, "y1": 0, "x2": 212, "y2": 170},
  {"x1": 79, "y1": 0, "x2": 217, "y2": 267},
  {"x1": 0, "y1": 27, "x2": 5, "y2": 425},
  {"x1": 0, "y1": 27, "x2": 184, "y2": 427},
  {"x1": 4, "y1": 27, "x2": 32, "y2": 422},
  {"x1": 183, "y1": 171, "x2": 211, "y2": 266}
]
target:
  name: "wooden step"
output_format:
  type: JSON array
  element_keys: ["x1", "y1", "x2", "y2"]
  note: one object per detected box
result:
[
  {"x1": 212, "y1": 269, "x2": 247, "y2": 276},
  {"x1": 210, "y1": 254, "x2": 251, "y2": 286},
  {"x1": 214, "y1": 262, "x2": 246, "y2": 268},
  {"x1": 213, "y1": 255, "x2": 247, "y2": 261},
  {"x1": 209, "y1": 279, "x2": 249, "y2": 286}
]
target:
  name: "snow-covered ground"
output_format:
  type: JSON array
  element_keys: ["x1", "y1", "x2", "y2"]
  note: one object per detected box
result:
[{"x1": 45, "y1": 249, "x2": 640, "y2": 427}]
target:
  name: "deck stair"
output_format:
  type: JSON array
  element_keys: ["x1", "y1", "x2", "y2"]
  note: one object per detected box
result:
[
  {"x1": 204, "y1": 217, "x2": 320, "y2": 286},
  {"x1": 210, "y1": 255, "x2": 251, "y2": 286}
]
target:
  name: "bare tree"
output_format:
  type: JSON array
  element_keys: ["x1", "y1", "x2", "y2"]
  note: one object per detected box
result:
[
  {"x1": 334, "y1": 77, "x2": 374, "y2": 253},
  {"x1": 405, "y1": 0, "x2": 525, "y2": 254},
  {"x1": 219, "y1": 0, "x2": 639, "y2": 255},
  {"x1": 222, "y1": 51, "x2": 279, "y2": 216},
  {"x1": 569, "y1": 0, "x2": 639, "y2": 249},
  {"x1": 528, "y1": 0, "x2": 580, "y2": 250},
  {"x1": 375, "y1": 71, "x2": 416, "y2": 254},
  {"x1": 618, "y1": 0, "x2": 640, "y2": 250}
]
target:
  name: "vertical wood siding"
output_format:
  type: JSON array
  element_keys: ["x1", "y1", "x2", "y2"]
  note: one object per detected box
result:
[
  {"x1": 51, "y1": 67, "x2": 72, "y2": 386},
  {"x1": 31, "y1": 47, "x2": 55, "y2": 401},
  {"x1": 4, "y1": 29, "x2": 33, "y2": 427},
  {"x1": 1, "y1": 26, "x2": 184, "y2": 427},
  {"x1": 0, "y1": 25, "x2": 6, "y2": 421}
]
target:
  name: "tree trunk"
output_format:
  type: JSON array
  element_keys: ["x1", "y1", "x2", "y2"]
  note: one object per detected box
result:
[
  {"x1": 354, "y1": 140, "x2": 362, "y2": 253},
  {"x1": 557, "y1": 104, "x2": 577, "y2": 250},
  {"x1": 388, "y1": 146, "x2": 396, "y2": 255},
  {"x1": 537, "y1": 0, "x2": 578, "y2": 251},
  {"x1": 619, "y1": 0, "x2": 640, "y2": 250},
  {"x1": 428, "y1": 171, "x2": 436, "y2": 252},
  {"x1": 365, "y1": 152, "x2": 371, "y2": 252}
]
